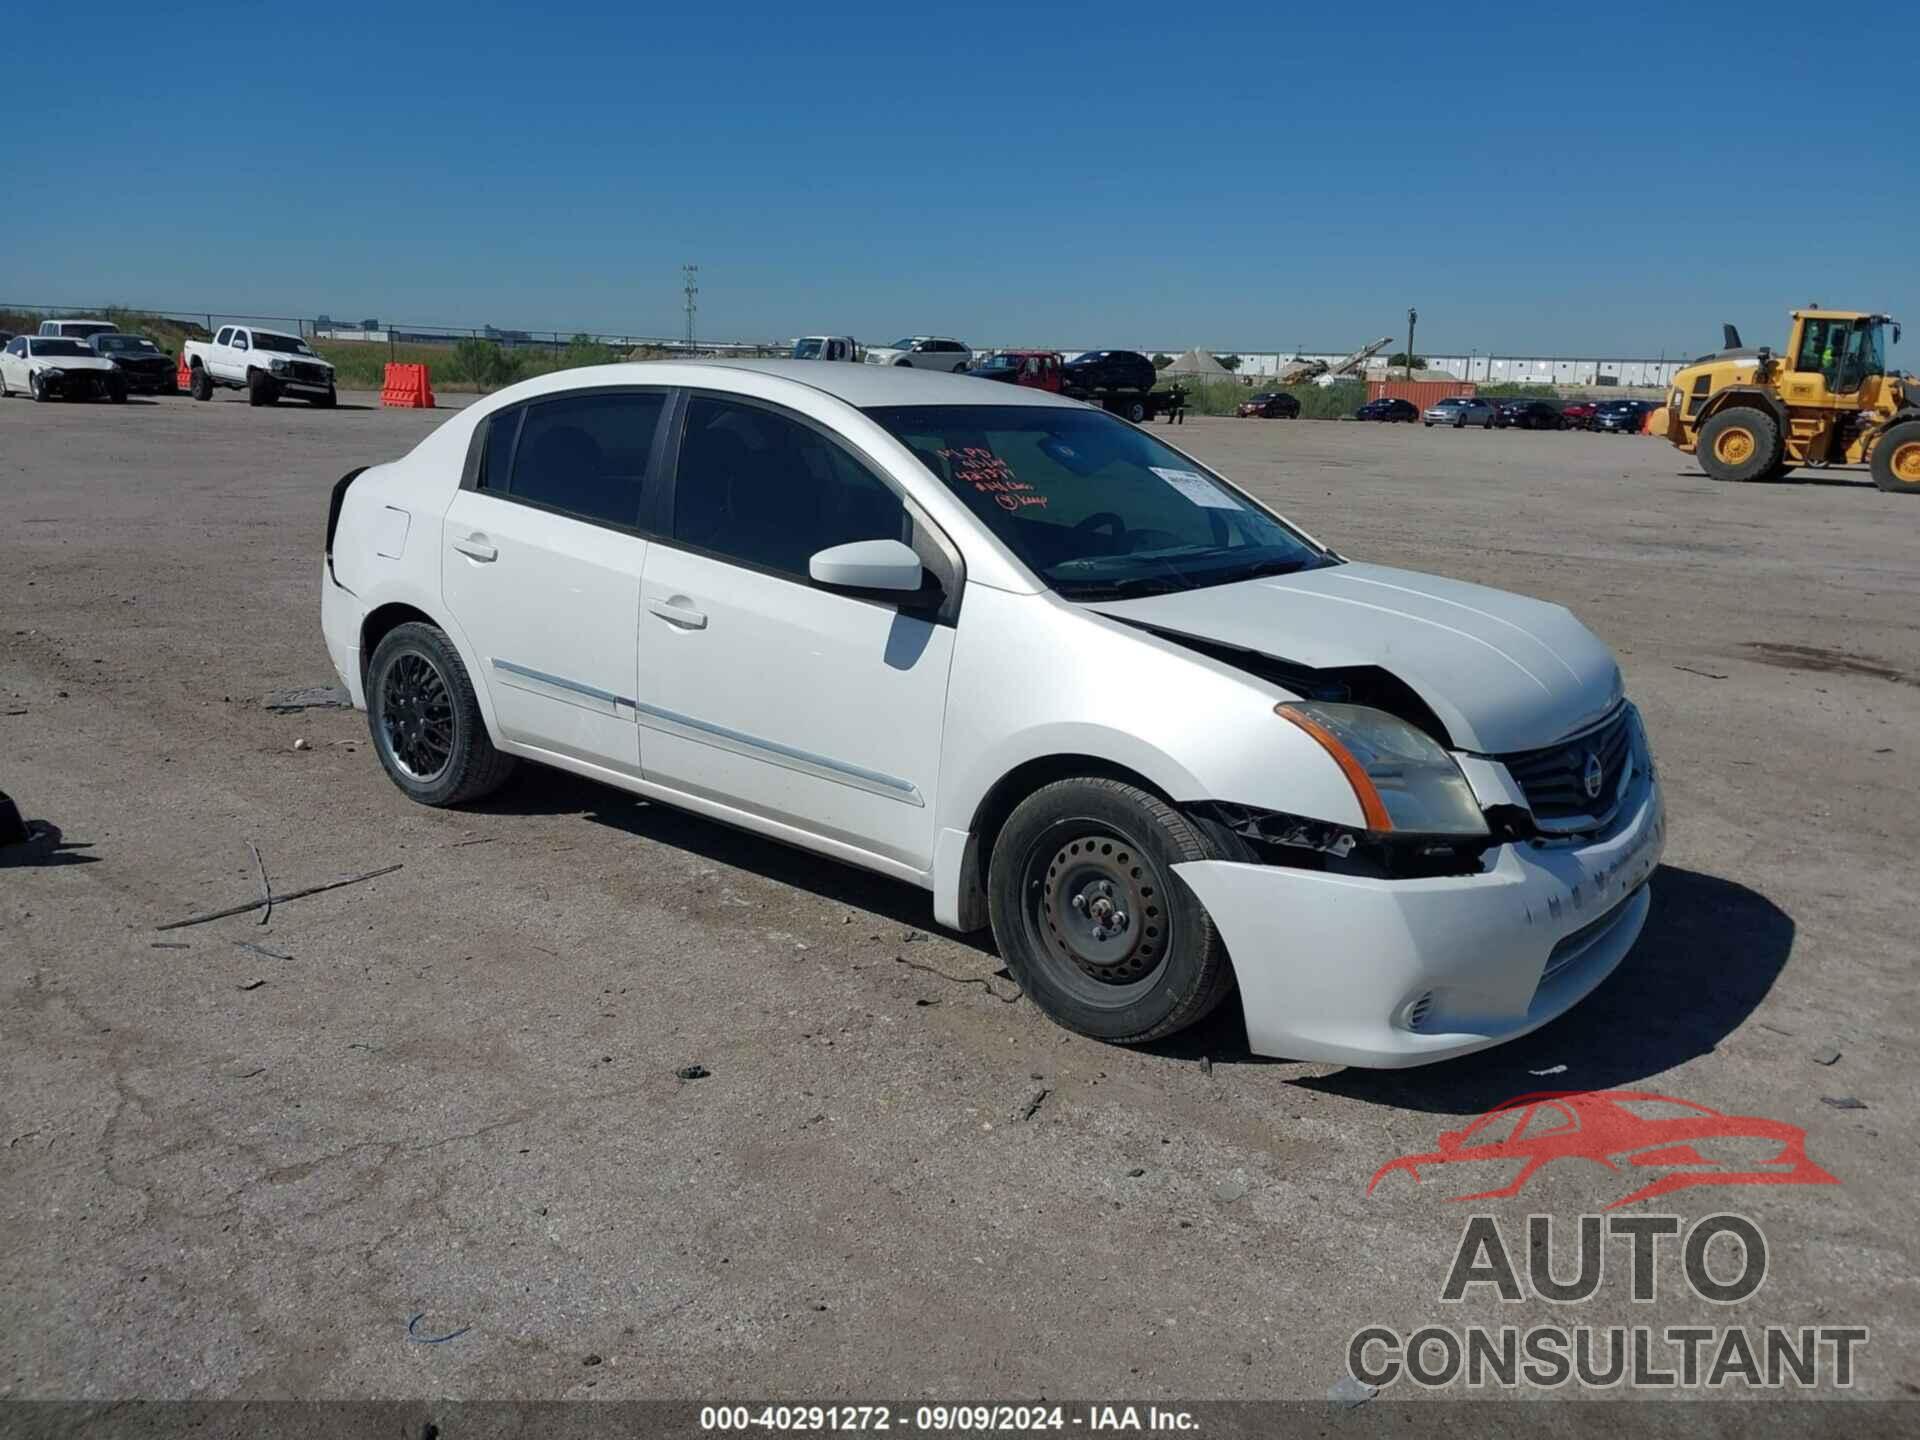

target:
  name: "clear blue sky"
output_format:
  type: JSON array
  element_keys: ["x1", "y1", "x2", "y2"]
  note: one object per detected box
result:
[{"x1": 3, "y1": 1, "x2": 1914, "y2": 357}]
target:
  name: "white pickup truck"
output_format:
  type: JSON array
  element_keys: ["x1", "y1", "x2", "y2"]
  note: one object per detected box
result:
[{"x1": 183, "y1": 325, "x2": 337, "y2": 407}]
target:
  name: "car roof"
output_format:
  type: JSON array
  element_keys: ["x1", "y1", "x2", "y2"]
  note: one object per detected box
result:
[
  {"x1": 664, "y1": 359, "x2": 1082, "y2": 408},
  {"x1": 493, "y1": 358, "x2": 1089, "y2": 411}
]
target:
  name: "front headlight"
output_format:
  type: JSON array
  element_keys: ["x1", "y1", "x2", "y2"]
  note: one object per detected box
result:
[
  {"x1": 270, "y1": 358, "x2": 289, "y2": 373},
  {"x1": 42, "y1": 367, "x2": 65, "y2": 379},
  {"x1": 1275, "y1": 702, "x2": 1488, "y2": 836}
]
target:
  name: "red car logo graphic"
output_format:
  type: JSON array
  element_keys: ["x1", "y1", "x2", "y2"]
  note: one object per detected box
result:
[{"x1": 1367, "y1": 1090, "x2": 1839, "y2": 1210}]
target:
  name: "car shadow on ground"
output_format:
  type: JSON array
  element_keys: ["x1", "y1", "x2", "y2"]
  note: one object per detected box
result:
[
  {"x1": 473, "y1": 768, "x2": 997, "y2": 954},
  {"x1": 0, "y1": 820, "x2": 99, "y2": 869}
]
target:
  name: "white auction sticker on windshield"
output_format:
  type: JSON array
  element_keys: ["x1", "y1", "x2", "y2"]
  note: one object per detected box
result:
[{"x1": 1150, "y1": 466, "x2": 1241, "y2": 510}]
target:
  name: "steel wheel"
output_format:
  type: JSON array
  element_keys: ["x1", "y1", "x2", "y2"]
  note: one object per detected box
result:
[
  {"x1": 1712, "y1": 424, "x2": 1756, "y2": 466},
  {"x1": 1892, "y1": 442, "x2": 1920, "y2": 485},
  {"x1": 1026, "y1": 829, "x2": 1171, "y2": 1007},
  {"x1": 378, "y1": 651, "x2": 455, "y2": 782}
]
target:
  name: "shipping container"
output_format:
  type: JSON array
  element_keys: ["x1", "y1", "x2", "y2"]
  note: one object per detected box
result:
[{"x1": 1366, "y1": 378, "x2": 1476, "y2": 407}]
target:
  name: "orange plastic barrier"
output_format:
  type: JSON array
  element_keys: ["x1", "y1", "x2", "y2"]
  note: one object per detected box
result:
[
  {"x1": 381, "y1": 363, "x2": 436, "y2": 409},
  {"x1": 176, "y1": 353, "x2": 191, "y2": 392}
]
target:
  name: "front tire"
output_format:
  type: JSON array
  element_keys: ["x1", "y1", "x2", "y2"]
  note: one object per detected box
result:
[
  {"x1": 247, "y1": 369, "x2": 278, "y2": 406},
  {"x1": 1697, "y1": 408, "x2": 1781, "y2": 483},
  {"x1": 366, "y1": 622, "x2": 516, "y2": 807},
  {"x1": 311, "y1": 385, "x2": 337, "y2": 408},
  {"x1": 30, "y1": 374, "x2": 47, "y2": 403},
  {"x1": 1870, "y1": 419, "x2": 1920, "y2": 495},
  {"x1": 988, "y1": 778, "x2": 1234, "y2": 1045}
]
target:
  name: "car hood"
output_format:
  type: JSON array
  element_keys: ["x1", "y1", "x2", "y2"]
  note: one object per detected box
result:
[
  {"x1": 31, "y1": 355, "x2": 116, "y2": 372},
  {"x1": 1086, "y1": 562, "x2": 1623, "y2": 753}
]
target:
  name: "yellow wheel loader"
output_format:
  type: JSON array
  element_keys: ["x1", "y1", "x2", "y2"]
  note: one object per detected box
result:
[{"x1": 1653, "y1": 310, "x2": 1920, "y2": 494}]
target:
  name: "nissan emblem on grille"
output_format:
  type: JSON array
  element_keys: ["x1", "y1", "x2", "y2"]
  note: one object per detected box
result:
[{"x1": 1583, "y1": 751, "x2": 1605, "y2": 799}]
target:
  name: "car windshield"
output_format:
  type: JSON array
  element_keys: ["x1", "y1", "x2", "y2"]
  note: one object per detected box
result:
[
  {"x1": 97, "y1": 336, "x2": 160, "y2": 354},
  {"x1": 863, "y1": 403, "x2": 1333, "y2": 601},
  {"x1": 792, "y1": 339, "x2": 823, "y2": 359},
  {"x1": 30, "y1": 339, "x2": 91, "y2": 357},
  {"x1": 977, "y1": 355, "x2": 1021, "y2": 371},
  {"x1": 890, "y1": 338, "x2": 918, "y2": 351},
  {"x1": 251, "y1": 332, "x2": 314, "y2": 356}
]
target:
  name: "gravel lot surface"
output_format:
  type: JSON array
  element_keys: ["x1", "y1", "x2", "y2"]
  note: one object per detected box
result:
[{"x1": 3, "y1": 391, "x2": 1915, "y2": 1406}]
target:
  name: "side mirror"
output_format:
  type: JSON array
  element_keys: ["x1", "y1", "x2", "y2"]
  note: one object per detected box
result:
[{"x1": 808, "y1": 539, "x2": 926, "y2": 595}]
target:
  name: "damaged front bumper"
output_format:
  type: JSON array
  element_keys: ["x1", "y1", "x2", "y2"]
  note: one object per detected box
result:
[{"x1": 1175, "y1": 768, "x2": 1665, "y2": 1068}]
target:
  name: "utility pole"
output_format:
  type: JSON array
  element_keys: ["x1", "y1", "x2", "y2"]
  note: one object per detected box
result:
[
  {"x1": 1406, "y1": 307, "x2": 1417, "y2": 380},
  {"x1": 682, "y1": 264, "x2": 699, "y2": 352}
]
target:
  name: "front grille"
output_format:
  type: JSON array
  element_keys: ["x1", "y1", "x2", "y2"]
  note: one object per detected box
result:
[
  {"x1": 1499, "y1": 705, "x2": 1633, "y2": 824},
  {"x1": 287, "y1": 361, "x2": 331, "y2": 385}
]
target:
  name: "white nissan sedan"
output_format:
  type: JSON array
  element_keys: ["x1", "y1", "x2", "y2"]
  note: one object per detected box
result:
[{"x1": 322, "y1": 361, "x2": 1664, "y2": 1068}]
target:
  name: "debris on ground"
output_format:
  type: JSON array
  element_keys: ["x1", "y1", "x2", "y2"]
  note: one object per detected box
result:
[
  {"x1": 292, "y1": 738, "x2": 312, "y2": 752},
  {"x1": 582, "y1": 1353, "x2": 603, "y2": 1367},
  {"x1": 1328, "y1": 1374, "x2": 1376, "y2": 1408},
  {"x1": 1820, "y1": 1095, "x2": 1867, "y2": 1110},
  {"x1": 237, "y1": 978, "x2": 266, "y2": 991},
  {"x1": 892, "y1": 953, "x2": 1022, "y2": 1004},
  {"x1": 248, "y1": 842, "x2": 272, "y2": 925},
  {"x1": 1127, "y1": 1167, "x2": 1146, "y2": 1178},
  {"x1": 1812, "y1": 1046, "x2": 1842, "y2": 1066},
  {"x1": 901, "y1": 929, "x2": 929, "y2": 943},
  {"x1": 405, "y1": 1313, "x2": 471, "y2": 1344},
  {"x1": 264, "y1": 686, "x2": 352, "y2": 714},
  {"x1": 1017, "y1": 1087, "x2": 1051, "y2": 1122},
  {"x1": 156, "y1": 862, "x2": 402, "y2": 931},
  {"x1": 1213, "y1": 1172, "x2": 1250, "y2": 1203},
  {"x1": 149, "y1": 942, "x2": 190, "y2": 950},
  {"x1": 233, "y1": 941, "x2": 292, "y2": 960},
  {"x1": 676, "y1": 1064, "x2": 712, "y2": 1081},
  {"x1": 1673, "y1": 665, "x2": 1729, "y2": 680},
  {"x1": 222, "y1": 1063, "x2": 266, "y2": 1080}
]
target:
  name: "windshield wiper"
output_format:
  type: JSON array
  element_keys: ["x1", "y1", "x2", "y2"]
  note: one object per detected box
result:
[{"x1": 1060, "y1": 575, "x2": 1194, "y2": 601}]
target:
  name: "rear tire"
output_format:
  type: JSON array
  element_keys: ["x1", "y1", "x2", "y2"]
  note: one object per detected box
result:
[
  {"x1": 190, "y1": 366, "x2": 212, "y2": 401},
  {"x1": 1124, "y1": 399, "x2": 1147, "y2": 422},
  {"x1": 988, "y1": 777, "x2": 1235, "y2": 1045},
  {"x1": 1696, "y1": 408, "x2": 1781, "y2": 483},
  {"x1": 1870, "y1": 419, "x2": 1920, "y2": 494},
  {"x1": 366, "y1": 622, "x2": 516, "y2": 807}
]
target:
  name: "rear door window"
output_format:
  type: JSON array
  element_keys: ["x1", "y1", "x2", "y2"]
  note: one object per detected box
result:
[{"x1": 502, "y1": 390, "x2": 667, "y2": 528}]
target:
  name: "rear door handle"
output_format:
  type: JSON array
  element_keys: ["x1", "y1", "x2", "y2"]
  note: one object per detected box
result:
[
  {"x1": 646, "y1": 597, "x2": 707, "y2": 630},
  {"x1": 452, "y1": 534, "x2": 497, "y2": 562}
]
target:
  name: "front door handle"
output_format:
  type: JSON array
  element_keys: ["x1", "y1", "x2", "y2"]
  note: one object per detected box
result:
[
  {"x1": 452, "y1": 534, "x2": 497, "y2": 562},
  {"x1": 646, "y1": 597, "x2": 707, "y2": 630}
]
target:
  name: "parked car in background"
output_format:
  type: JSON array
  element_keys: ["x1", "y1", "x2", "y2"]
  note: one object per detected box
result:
[
  {"x1": 791, "y1": 336, "x2": 860, "y2": 362},
  {"x1": 183, "y1": 325, "x2": 336, "y2": 406},
  {"x1": 89, "y1": 333, "x2": 178, "y2": 395},
  {"x1": 968, "y1": 350, "x2": 1062, "y2": 389},
  {"x1": 1062, "y1": 349, "x2": 1156, "y2": 395},
  {"x1": 1355, "y1": 397, "x2": 1419, "y2": 422},
  {"x1": 967, "y1": 349, "x2": 1174, "y2": 421},
  {"x1": 1493, "y1": 399, "x2": 1566, "y2": 430},
  {"x1": 1238, "y1": 391, "x2": 1301, "y2": 419},
  {"x1": 1423, "y1": 396, "x2": 1496, "y2": 429},
  {"x1": 1, "y1": 335, "x2": 128, "y2": 402},
  {"x1": 1561, "y1": 400, "x2": 1599, "y2": 430},
  {"x1": 37, "y1": 317, "x2": 119, "y2": 342},
  {"x1": 323, "y1": 358, "x2": 1663, "y2": 1069},
  {"x1": 1591, "y1": 399, "x2": 1656, "y2": 434},
  {"x1": 864, "y1": 337, "x2": 973, "y2": 371}
]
